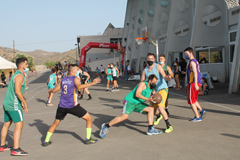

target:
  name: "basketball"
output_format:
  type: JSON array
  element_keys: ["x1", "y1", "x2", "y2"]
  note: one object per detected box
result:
[{"x1": 152, "y1": 93, "x2": 162, "y2": 104}]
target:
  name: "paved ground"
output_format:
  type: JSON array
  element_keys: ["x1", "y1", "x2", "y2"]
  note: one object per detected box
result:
[{"x1": 0, "y1": 71, "x2": 240, "y2": 160}]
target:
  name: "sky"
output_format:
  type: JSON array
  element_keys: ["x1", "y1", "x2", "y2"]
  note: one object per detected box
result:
[{"x1": 0, "y1": 0, "x2": 127, "y2": 52}]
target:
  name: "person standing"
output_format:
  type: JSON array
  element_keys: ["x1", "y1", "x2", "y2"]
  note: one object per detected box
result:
[
  {"x1": 106, "y1": 64, "x2": 113, "y2": 91},
  {"x1": 42, "y1": 64, "x2": 101, "y2": 146},
  {"x1": 1, "y1": 72, "x2": 6, "y2": 85},
  {"x1": 125, "y1": 60, "x2": 129, "y2": 81},
  {"x1": 78, "y1": 67, "x2": 92, "y2": 100},
  {"x1": 158, "y1": 54, "x2": 174, "y2": 116},
  {"x1": 0, "y1": 57, "x2": 29, "y2": 156},
  {"x1": 46, "y1": 68, "x2": 58, "y2": 106},
  {"x1": 9, "y1": 72, "x2": 12, "y2": 82},
  {"x1": 111, "y1": 63, "x2": 119, "y2": 91},
  {"x1": 184, "y1": 47, "x2": 206, "y2": 122},
  {"x1": 173, "y1": 61, "x2": 181, "y2": 90},
  {"x1": 141, "y1": 53, "x2": 173, "y2": 133},
  {"x1": 100, "y1": 65, "x2": 105, "y2": 78}
]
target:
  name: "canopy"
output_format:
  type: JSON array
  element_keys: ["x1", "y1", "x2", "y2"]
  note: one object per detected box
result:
[{"x1": 0, "y1": 56, "x2": 17, "y2": 69}]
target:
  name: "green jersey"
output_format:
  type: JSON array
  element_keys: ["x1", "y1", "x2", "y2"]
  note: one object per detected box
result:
[
  {"x1": 163, "y1": 64, "x2": 169, "y2": 75},
  {"x1": 3, "y1": 70, "x2": 26, "y2": 111},
  {"x1": 124, "y1": 82, "x2": 153, "y2": 104}
]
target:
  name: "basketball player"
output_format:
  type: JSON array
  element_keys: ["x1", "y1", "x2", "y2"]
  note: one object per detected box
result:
[
  {"x1": 46, "y1": 68, "x2": 58, "y2": 106},
  {"x1": 78, "y1": 67, "x2": 92, "y2": 100},
  {"x1": 0, "y1": 57, "x2": 29, "y2": 156},
  {"x1": 100, "y1": 74, "x2": 161, "y2": 139},
  {"x1": 111, "y1": 63, "x2": 119, "y2": 91},
  {"x1": 158, "y1": 54, "x2": 174, "y2": 117},
  {"x1": 141, "y1": 53, "x2": 173, "y2": 133},
  {"x1": 106, "y1": 64, "x2": 113, "y2": 91},
  {"x1": 42, "y1": 64, "x2": 101, "y2": 146},
  {"x1": 183, "y1": 47, "x2": 206, "y2": 122}
]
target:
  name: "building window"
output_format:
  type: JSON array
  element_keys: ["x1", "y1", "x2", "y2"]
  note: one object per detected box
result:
[
  {"x1": 230, "y1": 31, "x2": 237, "y2": 42},
  {"x1": 230, "y1": 45, "x2": 235, "y2": 62},
  {"x1": 196, "y1": 47, "x2": 222, "y2": 64}
]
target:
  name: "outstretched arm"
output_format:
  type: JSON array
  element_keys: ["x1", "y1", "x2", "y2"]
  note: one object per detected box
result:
[{"x1": 74, "y1": 77, "x2": 101, "y2": 90}]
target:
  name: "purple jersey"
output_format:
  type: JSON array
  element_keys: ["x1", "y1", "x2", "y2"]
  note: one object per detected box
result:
[
  {"x1": 187, "y1": 59, "x2": 201, "y2": 84},
  {"x1": 59, "y1": 76, "x2": 78, "y2": 108}
]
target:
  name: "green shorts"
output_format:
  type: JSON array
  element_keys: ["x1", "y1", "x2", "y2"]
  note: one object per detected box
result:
[
  {"x1": 107, "y1": 75, "x2": 113, "y2": 81},
  {"x1": 4, "y1": 109, "x2": 23, "y2": 123},
  {"x1": 122, "y1": 100, "x2": 148, "y2": 115}
]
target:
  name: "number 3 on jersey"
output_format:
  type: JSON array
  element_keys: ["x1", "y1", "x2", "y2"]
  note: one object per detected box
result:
[{"x1": 63, "y1": 85, "x2": 68, "y2": 94}]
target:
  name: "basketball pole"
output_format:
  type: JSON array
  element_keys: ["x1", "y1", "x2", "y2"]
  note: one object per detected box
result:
[{"x1": 156, "y1": 40, "x2": 159, "y2": 63}]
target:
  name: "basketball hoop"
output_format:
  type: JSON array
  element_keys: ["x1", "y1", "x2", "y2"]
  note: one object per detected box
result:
[
  {"x1": 224, "y1": 0, "x2": 239, "y2": 9},
  {"x1": 135, "y1": 37, "x2": 148, "y2": 45}
]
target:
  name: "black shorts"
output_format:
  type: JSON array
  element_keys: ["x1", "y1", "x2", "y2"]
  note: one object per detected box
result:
[
  {"x1": 101, "y1": 71, "x2": 105, "y2": 74},
  {"x1": 113, "y1": 77, "x2": 118, "y2": 81},
  {"x1": 55, "y1": 104, "x2": 87, "y2": 120}
]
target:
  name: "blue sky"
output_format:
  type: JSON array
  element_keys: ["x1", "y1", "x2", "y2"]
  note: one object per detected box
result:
[{"x1": 0, "y1": 0, "x2": 127, "y2": 52}]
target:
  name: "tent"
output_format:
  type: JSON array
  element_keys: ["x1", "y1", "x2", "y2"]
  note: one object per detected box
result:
[{"x1": 0, "y1": 56, "x2": 17, "y2": 73}]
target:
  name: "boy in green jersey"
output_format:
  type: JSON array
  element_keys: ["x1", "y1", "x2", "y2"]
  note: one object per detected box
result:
[
  {"x1": 0, "y1": 57, "x2": 29, "y2": 156},
  {"x1": 100, "y1": 74, "x2": 162, "y2": 139}
]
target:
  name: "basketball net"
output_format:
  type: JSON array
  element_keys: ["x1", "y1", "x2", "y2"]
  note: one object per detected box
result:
[
  {"x1": 135, "y1": 37, "x2": 148, "y2": 45},
  {"x1": 224, "y1": 0, "x2": 239, "y2": 9}
]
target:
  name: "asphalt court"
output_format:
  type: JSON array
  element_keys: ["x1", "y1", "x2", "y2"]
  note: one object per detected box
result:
[{"x1": 0, "y1": 71, "x2": 240, "y2": 160}]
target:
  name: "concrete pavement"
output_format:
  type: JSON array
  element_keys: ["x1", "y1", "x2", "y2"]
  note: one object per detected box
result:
[{"x1": 0, "y1": 71, "x2": 240, "y2": 160}]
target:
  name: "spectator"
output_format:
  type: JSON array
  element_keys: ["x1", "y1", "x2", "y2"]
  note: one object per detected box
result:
[
  {"x1": 95, "y1": 67, "x2": 100, "y2": 77},
  {"x1": 63, "y1": 61, "x2": 67, "y2": 70},
  {"x1": 143, "y1": 61, "x2": 147, "y2": 69},
  {"x1": 87, "y1": 65, "x2": 91, "y2": 73},
  {"x1": 1, "y1": 72, "x2": 6, "y2": 85},
  {"x1": 199, "y1": 77, "x2": 209, "y2": 96},
  {"x1": 9, "y1": 72, "x2": 12, "y2": 81},
  {"x1": 173, "y1": 61, "x2": 180, "y2": 90},
  {"x1": 179, "y1": 58, "x2": 187, "y2": 87}
]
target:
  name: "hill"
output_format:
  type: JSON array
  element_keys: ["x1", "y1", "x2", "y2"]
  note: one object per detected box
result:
[{"x1": 0, "y1": 46, "x2": 78, "y2": 65}]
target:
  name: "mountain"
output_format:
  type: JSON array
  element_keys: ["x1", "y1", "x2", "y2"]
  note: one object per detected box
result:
[{"x1": 0, "y1": 46, "x2": 78, "y2": 65}]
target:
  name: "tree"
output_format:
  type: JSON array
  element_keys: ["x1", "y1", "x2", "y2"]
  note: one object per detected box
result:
[
  {"x1": 10, "y1": 53, "x2": 35, "y2": 71},
  {"x1": 43, "y1": 61, "x2": 58, "y2": 68}
]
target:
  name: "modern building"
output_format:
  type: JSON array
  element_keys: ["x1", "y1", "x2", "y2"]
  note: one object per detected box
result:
[
  {"x1": 121, "y1": 0, "x2": 240, "y2": 93},
  {"x1": 78, "y1": 23, "x2": 123, "y2": 70}
]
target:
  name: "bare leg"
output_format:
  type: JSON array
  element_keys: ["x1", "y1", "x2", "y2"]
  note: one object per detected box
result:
[
  {"x1": 48, "y1": 119, "x2": 61, "y2": 133},
  {"x1": 109, "y1": 114, "x2": 129, "y2": 127},
  {"x1": 81, "y1": 112, "x2": 92, "y2": 128},
  {"x1": 84, "y1": 88, "x2": 90, "y2": 95},
  {"x1": 1, "y1": 121, "x2": 12, "y2": 146},
  {"x1": 195, "y1": 101, "x2": 203, "y2": 112},
  {"x1": 142, "y1": 107, "x2": 154, "y2": 125},
  {"x1": 158, "y1": 105, "x2": 168, "y2": 120},
  {"x1": 107, "y1": 80, "x2": 110, "y2": 89},
  {"x1": 13, "y1": 121, "x2": 24, "y2": 149},
  {"x1": 190, "y1": 103, "x2": 200, "y2": 118},
  {"x1": 48, "y1": 91, "x2": 54, "y2": 102}
]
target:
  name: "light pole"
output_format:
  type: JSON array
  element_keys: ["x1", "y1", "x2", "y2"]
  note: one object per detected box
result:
[{"x1": 75, "y1": 44, "x2": 78, "y2": 62}]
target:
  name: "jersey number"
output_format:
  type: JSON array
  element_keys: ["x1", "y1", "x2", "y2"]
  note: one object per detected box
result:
[{"x1": 63, "y1": 85, "x2": 67, "y2": 94}]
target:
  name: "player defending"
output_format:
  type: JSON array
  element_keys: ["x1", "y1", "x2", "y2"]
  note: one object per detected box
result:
[
  {"x1": 42, "y1": 64, "x2": 101, "y2": 146},
  {"x1": 0, "y1": 57, "x2": 29, "y2": 156},
  {"x1": 46, "y1": 68, "x2": 58, "y2": 106},
  {"x1": 184, "y1": 47, "x2": 206, "y2": 122},
  {"x1": 100, "y1": 74, "x2": 161, "y2": 139},
  {"x1": 159, "y1": 54, "x2": 174, "y2": 116},
  {"x1": 141, "y1": 53, "x2": 173, "y2": 133}
]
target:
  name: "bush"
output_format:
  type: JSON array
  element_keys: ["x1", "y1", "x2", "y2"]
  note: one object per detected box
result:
[{"x1": 43, "y1": 61, "x2": 58, "y2": 68}]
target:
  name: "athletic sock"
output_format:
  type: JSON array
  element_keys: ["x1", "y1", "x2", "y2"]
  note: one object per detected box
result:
[
  {"x1": 105, "y1": 123, "x2": 110, "y2": 128},
  {"x1": 156, "y1": 113, "x2": 161, "y2": 119},
  {"x1": 148, "y1": 125, "x2": 153, "y2": 130},
  {"x1": 48, "y1": 100, "x2": 51, "y2": 104},
  {"x1": 86, "y1": 128, "x2": 92, "y2": 139},
  {"x1": 45, "y1": 132, "x2": 53, "y2": 142},
  {"x1": 88, "y1": 94, "x2": 92, "y2": 98},
  {"x1": 164, "y1": 119, "x2": 171, "y2": 128}
]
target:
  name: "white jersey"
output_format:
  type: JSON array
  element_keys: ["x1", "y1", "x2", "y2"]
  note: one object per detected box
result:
[
  {"x1": 100, "y1": 66, "x2": 104, "y2": 72},
  {"x1": 112, "y1": 68, "x2": 117, "y2": 77}
]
